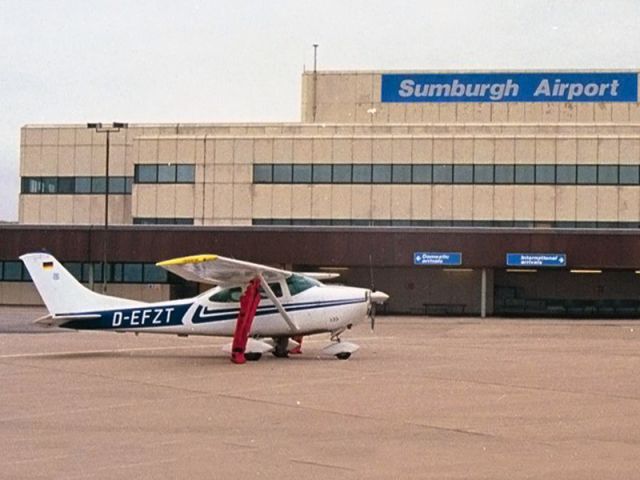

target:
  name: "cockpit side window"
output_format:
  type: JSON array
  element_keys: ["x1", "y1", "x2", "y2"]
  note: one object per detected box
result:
[
  {"x1": 209, "y1": 287, "x2": 242, "y2": 303},
  {"x1": 209, "y1": 282, "x2": 283, "y2": 303},
  {"x1": 259, "y1": 282, "x2": 283, "y2": 299},
  {"x1": 286, "y1": 274, "x2": 321, "y2": 296}
]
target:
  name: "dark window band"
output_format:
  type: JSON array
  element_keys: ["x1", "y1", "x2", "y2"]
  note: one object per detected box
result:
[
  {"x1": 252, "y1": 218, "x2": 640, "y2": 229},
  {"x1": 21, "y1": 176, "x2": 132, "y2": 194},
  {"x1": 0, "y1": 261, "x2": 174, "y2": 283},
  {"x1": 253, "y1": 164, "x2": 639, "y2": 186},
  {"x1": 133, "y1": 218, "x2": 194, "y2": 225},
  {"x1": 134, "y1": 164, "x2": 195, "y2": 184}
]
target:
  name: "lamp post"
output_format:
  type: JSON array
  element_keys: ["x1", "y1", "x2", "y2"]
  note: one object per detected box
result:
[
  {"x1": 312, "y1": 43, "x2": 319, "y2": 122},
  {"x1": 87, "y1": 122, "x2": 128, "y2": 293}
]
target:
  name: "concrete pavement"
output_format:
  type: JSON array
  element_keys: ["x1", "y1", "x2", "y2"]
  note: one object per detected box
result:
[{"x1": 1, "y1": 308, "x2": 640, "y2": 479}]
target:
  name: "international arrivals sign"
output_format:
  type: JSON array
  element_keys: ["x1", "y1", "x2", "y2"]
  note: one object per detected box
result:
[
  {"x1": 506, "y1": 253, "x2": 567, "y2": 267},
  {"x1": 381, "y1": 72, "x2": 638, "y2": 103}
]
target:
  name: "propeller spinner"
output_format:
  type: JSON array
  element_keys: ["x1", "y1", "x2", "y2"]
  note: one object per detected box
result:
[{"x1": 367, "y1": 290, "x2": 389, "y2": 330}]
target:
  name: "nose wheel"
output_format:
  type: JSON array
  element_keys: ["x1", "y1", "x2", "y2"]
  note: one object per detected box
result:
[{"x1": 321, "y1": 340, "x2": 359, "y2": 360}]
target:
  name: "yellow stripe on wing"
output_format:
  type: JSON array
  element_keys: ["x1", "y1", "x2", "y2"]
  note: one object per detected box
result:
[{"x1": 156, "y1": 254, "x2": 218, "y2": 267}]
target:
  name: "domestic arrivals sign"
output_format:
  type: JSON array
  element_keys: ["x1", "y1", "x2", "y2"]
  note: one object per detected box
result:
[
  {"x1": 381, "y1": 72, "x2": 638, "y2": 103},
  {"x1": 414, "y1": 252, "x2": 462, "y2": 266},
  {"x1": 506, "y1": 253, "x2": 567, "y2": 267}
]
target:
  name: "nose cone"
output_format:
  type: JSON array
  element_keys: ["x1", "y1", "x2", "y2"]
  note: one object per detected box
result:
[{"x1": 370, "y1": 290, "x2": 389, "y2": 304}]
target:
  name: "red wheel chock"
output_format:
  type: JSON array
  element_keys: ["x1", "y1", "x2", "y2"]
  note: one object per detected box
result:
[{"x1": 230, "y1": 278, "x2": 262, "y2": 364}]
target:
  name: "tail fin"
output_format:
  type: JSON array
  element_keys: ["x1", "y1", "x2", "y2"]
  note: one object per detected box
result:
[{"x1": 20, "y1": 252, "x2": 145, "y2": 315}]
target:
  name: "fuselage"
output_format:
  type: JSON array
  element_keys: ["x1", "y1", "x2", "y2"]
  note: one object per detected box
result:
[{"x1": 60, "y1": 283, "x2": 370, "y2": 338}]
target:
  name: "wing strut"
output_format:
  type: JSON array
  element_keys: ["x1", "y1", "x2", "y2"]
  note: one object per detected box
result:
[
  {"x1": 258, "y1": 274, "x2": 300, "y2": 334},
  {"x1": 230, "y1": 277, "x2": 262, "y2": 364}
]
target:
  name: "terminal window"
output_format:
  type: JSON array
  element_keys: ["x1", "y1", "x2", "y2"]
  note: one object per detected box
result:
[
  {"x1": 21, "y1": 176, "x2": 133, "y2": 194},
  {"x1": 252, "y1": 163, "x2": 640, "y2": 186},
  {"x1": 134, "y1": 165, "x2": 195, "y2": 184}
]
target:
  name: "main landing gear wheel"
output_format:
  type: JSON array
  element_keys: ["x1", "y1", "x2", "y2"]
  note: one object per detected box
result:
[
  {"x1": 335, "y1": 352, "x2": 351, "y2": 360},
  {"x1": 245, "y1": 352, "x2": 262, "y2": 361},
  {"x1": 272, "y1": 336, "x2": 290, "y2": 358}
]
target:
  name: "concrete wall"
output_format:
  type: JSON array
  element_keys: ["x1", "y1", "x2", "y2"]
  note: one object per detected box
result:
[
  {"x1": 128, "y1": 133, "x2": 640, "y2": 226},
  {"x1": 325, "y1": 267, "x2": 491, "y2": 315},
  {"x1": 495, "y1": 270, "x2": 640, "y2": 300},
  {"x1": 4, "y1": 225, "x2": 640, "y2": 314},
  {"x1": 20, "y1": 125, "x2": 138, "y2": 225},
  {"x1": 301, "y1": 71, "x2": 640, "y2": 124}
]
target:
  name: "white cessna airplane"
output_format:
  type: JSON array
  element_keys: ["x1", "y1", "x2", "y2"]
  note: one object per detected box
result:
[{"x1": 21, "y1": 252, "x2": 389, "y2": 363}]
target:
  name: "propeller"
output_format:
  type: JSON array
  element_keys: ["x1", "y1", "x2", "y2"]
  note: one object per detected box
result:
[
  {"x1": 367, "y1": 291, "x2": 376, "y2": 331},
  {"x1": 368, "y1": 254, "x2": 376, "y2": 330},
  {"x1": 367, "y1": 254, "x2": 389, "y2": 330},
  {"x1": 369, "y1": 254, "x2": 378, "y2": 330}
]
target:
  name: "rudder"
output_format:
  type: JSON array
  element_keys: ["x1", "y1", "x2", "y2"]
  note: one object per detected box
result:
[{"x1": 20, "y1": 252, "x2": 145, "y2": 315}]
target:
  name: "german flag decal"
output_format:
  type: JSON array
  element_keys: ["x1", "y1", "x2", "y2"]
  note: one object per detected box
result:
[{"x1": 42, "y1": 261, "x2": 54, "y2": 270}]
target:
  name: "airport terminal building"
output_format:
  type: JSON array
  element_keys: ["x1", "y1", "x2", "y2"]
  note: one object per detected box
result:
[{"x1": 4, "y1": 69, "x2": 640, "y2": 316}]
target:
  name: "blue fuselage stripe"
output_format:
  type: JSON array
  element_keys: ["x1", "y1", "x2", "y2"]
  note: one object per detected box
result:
[
  {"x1": 191, "y1": 298, "x2": 365, "y2": 324},
  {"x1": 60, "y1": 298, "x2": 366, "y2": 330}
]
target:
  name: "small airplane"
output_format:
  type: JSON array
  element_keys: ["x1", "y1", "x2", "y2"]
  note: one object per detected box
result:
[{"x1": 21, "y1": 252, "x2": 389, "y2": 364}]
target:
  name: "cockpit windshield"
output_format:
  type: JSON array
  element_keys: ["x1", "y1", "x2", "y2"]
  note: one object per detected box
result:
[{"x1": 286, "y1": 274, "x2": 321, "y2": 296}]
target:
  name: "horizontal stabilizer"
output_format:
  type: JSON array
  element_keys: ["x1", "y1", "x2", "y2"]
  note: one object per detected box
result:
[{"x1": 34, "y1": 313, "x2": 102, "y2": 327}]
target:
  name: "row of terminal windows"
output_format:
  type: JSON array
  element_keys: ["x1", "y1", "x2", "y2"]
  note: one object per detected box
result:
[
  {"x1": 0, "y1": 261, "x2": 173, "y2": 283},
  {"x1": 253, "y1": 219, "x2": 640, "y2": 229},
  {"x1": 133, "y1": 217, "x2": 195, "y2": 225},
  {"x1": 134, "y1": 164, "x2": 195, "y2": 184},
  {"x1": 21, "y1": 176, "x2": 132, "y2": 194},
  {"x1": 253, "y1": 164, "x2": 640, "y2": 185}
]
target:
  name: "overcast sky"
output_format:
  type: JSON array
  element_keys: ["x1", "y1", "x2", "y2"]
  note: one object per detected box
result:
[{"x1": 1, "y1": 0, "x2": 639, "y2": 221}]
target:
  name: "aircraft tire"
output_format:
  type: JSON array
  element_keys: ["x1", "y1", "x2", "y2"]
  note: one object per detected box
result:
[
  {"x1": 245, "y1": 352, "x2": 262, "y2": 361},
  {"x1": 272, "y1": 337, "x2": 289, "y2": 358},
  {"x1": 335, "y1": 352, "x2": 351, "y2": 360}
]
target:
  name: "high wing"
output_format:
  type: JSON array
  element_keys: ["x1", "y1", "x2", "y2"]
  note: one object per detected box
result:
[{"x1": 156, "y1": 254, "x2": 292, "y2": 286}]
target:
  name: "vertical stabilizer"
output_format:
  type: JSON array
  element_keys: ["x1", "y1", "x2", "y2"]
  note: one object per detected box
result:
[{"x1": 20, "y1": 253, "x2": 145, "y2": 315}]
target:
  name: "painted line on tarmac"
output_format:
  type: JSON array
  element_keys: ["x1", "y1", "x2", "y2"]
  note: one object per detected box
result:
[
  {"x1": 0, "y1": 343, "x2": 222, "y2": 359},
  {"x1": 0, "y1": 335, "x2": 389, "y2": 360}
]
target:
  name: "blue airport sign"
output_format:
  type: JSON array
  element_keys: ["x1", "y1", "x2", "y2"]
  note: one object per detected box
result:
[
  {"x1": 506, "y1": 253, "x2": 567, "y2": 268},
  {"x1": 381, "y1": 72, "x2": 638, "y2": 103},
  {"x1": 414, "y1": 252, "x2": 462, "y2": 266}
]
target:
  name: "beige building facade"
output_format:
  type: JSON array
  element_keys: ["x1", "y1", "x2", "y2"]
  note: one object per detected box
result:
[
  {"x1": 10, "y1": 70, "x2": 640, "y2": 314},
  {"x1": 20, "y1": 70, "x2": 640, "y2": 229}
]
